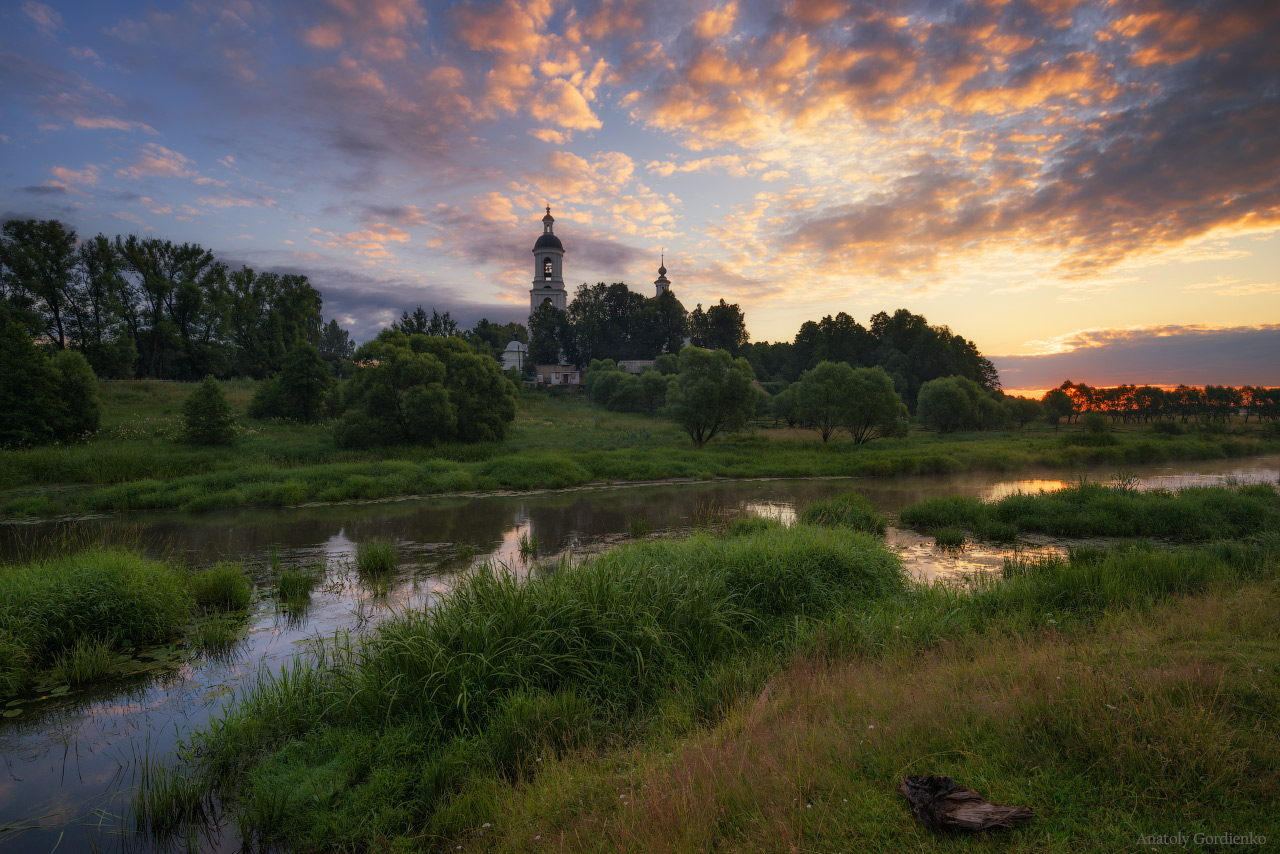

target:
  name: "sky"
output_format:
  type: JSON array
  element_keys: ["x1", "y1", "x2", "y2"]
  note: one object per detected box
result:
[{"x1": 2, "y1": 0, "x2": 1277, "y2": 395}]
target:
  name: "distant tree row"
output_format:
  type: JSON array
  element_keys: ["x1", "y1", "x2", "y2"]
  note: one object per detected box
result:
[
  {"x1": 0, "y1": 219, "x2": 338, "y2": 381},
  {"x1": 1053, "y1": 382, "x2": 1280, "y2": 423},
  {"x1": 742, "y1": 308, "x2": 999, "y2": 408}
]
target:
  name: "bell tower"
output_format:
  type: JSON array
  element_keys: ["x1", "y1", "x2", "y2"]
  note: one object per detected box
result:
[
  {"x1": 530, "y1": 205, "x2": 567, "y2": 315},
  {"x1": 654, "y1": 253, "x2": 671, "y2": 296}
]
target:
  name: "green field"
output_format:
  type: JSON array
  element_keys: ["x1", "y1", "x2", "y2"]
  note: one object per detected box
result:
[{"x1": 2, "y1": 380, "x2": 1273, "y2": 517}]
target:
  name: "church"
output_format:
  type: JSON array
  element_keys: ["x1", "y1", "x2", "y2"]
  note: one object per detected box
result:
[
  {"x1": 510, "y1": 207, "x2": 678, "y2": 385},
  {"x1": 528, "y1": 206, "x2": 670, "y2": 315}
]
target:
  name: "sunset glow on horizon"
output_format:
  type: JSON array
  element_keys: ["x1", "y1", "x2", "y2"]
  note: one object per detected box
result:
[{"x1": 3, "y1": 0, "x2": 1277, "y2": 391}]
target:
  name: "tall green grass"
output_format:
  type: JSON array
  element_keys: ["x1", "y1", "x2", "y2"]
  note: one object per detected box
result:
[
  {"x1": 190, "y1": 564, "x2": 254, "y2": 611},
  {"x1": 187, "y1": 523, "x2": 904, "y2": 850},
  {"x1": 900, "y1": 482, "x2": 1280, "y2": 541},
  {"x1": 0, "y1": 548, "x2": 192, "y2": 694},
  {"x1": 0, "y1": 548, "x2": 257, "y2": 697}
]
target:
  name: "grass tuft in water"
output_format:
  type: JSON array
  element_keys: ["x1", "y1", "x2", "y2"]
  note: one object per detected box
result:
[
  {"x1": 275, "y1": 567, "x2": 318, "y2": 603},
  {"x1": 932, "y1": 526, "x2": 966, "y2": 550},
  {"x1": 627, "y1": 515, "x2": 652, "y2": 538},
  {"x1": 189, "y1": 563, "x2": 253, "y2": 611},
  {"x1": 52, "y1": 636, "x2": 117, "y2": 685},
  {"x1": 355, "y1": 539, "x2": 398, "y2": 575},
  {"x1": 797, "y1": 490, "x2": 887, "y2": 534}
]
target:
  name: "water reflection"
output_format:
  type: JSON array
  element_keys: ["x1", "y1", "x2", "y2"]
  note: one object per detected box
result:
[{"x1": 1, "y1": 454, "x2": 1277, "y2": 852}]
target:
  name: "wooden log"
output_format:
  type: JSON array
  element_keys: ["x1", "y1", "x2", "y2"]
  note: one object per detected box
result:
[{"x1": 899, "y1": 775, "x2": 1034, "y2": 832}]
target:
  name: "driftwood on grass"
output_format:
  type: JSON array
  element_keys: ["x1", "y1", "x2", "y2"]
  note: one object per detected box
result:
[{"x1": 899, "y1": 775, "x2": 1034, "y2": 832}]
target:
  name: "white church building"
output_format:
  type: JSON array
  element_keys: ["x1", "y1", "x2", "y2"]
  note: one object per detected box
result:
[{"x1": 529, "y1": 206, "x2": 670, "y2": 314}]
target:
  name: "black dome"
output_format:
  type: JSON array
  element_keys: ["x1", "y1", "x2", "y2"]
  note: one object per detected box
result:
[{"x1": 534, "y1": 233, "x2": 563, "y2": 250}]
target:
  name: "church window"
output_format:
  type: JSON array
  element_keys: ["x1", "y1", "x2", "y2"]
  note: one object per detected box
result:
[{"x1": 543, "y1": 257, "x2": 553, "y2": 278}]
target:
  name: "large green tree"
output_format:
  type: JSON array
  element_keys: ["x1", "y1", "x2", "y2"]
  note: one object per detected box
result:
[
  {"x1": 916, "y1": 377, "x2": 976, "y2": 433},
  {"x1": 664, "y1": 346, "x2": 757, "y2": 447},
  {"x1": 794, "y1": 361, "x2": 856, "y2": 443},
  {"x1": 335, "y1": 330, "x2": 516, "y2": 447},
  {"x1": 843, "y1": 366, "x2": 909, "y2": 444}
]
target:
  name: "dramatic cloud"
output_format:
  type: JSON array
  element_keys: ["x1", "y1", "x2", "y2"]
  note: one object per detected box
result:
[{"x1": 1, "y1": 0, "x2": 1276, "y2": 368}]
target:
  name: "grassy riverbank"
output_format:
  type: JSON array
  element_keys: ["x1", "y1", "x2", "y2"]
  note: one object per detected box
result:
[
  {"x1": 155, "y1": 524, "x2": 904, "y2": 848},
  {"x1": 136, "y1": 481, "x2": 1280, "y2": 851},
  {"x1": 900, "y1": 480, "x2": 1280, "y2": 541},
  {"x1": 2, "y1": 381, "x2": 1274, "y2": 517},
  {"x1": 0, "y1": 547, "x2": 255, "y2": 700}
]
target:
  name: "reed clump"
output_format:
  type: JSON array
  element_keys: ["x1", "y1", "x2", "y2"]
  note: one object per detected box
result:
[
  {"x1": 275, "y1": 567, "x2": 318, "y2": 602},
  {"x1": 190, "y1": 563, "x2": 253, "y2": 611},
  {"x1": 355, "y1": 539, "x2": 398, "y2": 575},
  {"x1": 797, "y1": 490, "x2": 887, "y2": 534},
  {"x1": 0, "y1": 547, "x2": 257, "y2": 697}
]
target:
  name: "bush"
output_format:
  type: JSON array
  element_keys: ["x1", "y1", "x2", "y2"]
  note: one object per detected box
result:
[
  {"x1": 0, "y1": 306, "x2": 101, "y2": 447},
  {"x1": 335, "y1": 331, "x2": 517, "y2": 447},
  {"x1": 249, "y1": 343, "x2": 334, "y2": 423},
  {"x1": 182, "y1": 376, "x2": 237, "y2": 445},
  {"x1": 1082, "y1": 411, "x2": 1109, "y2": 434}
]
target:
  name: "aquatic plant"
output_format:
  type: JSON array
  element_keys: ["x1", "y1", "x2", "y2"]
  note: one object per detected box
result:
[
  {"x1": 190, "y1": 563, "x2": 253, "y2": 611},
  {"x1": 355, "y1": 539, "x2": 398, "y2": 575}
]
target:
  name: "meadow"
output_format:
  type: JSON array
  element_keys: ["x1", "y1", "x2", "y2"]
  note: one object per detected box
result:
[
  {"x1": 134, "y1": 482, "x2": 1280, "y2": 852},
  {"x1": 1, "y1": 380, "x2": 1274, "y2": 518}
]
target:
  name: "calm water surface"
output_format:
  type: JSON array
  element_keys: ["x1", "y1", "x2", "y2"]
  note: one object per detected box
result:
[{"x1": 2, "y1": 454, "x2": 1277, "y2": 852}]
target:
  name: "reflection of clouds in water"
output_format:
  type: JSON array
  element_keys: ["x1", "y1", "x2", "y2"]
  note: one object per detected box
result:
[
  {"x1": 323, "y1": 530, "x2": 356, "y2": 564},
  {"x1": 886, "y1": 528, "x2": 1067, "y2": 585},
  {"x1": 743, "y1": 501, "x2": 795, "y2": 525},
  {"x1": 981, "y1": 480, "x2": 1070, "y2": 502}
]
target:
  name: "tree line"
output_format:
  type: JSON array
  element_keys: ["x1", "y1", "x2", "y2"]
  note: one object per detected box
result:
[
  {"x1": 0, "y1": 219, "x2": 333, "y2": 381},
  {"x1": 742, "y1": 308, "x2": 1000, "y2": 408},
  {"x1": 1049, "y1": 382, "x2": 1280, "y2": 424}
]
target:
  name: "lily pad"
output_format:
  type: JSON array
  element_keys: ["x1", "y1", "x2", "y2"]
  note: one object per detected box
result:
[
  {"x1": 2, "y1": 709, "x2": 21, "y2": 718},
  {"x1": 49, "y1": 685, "x2": 70, "y2": 696},
  {"x1": 4, "y1": 699, "x2": 24, "y2": 708}
]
